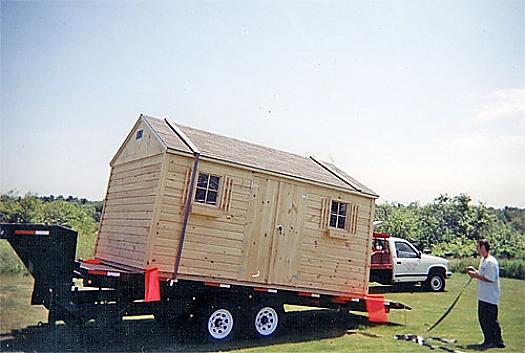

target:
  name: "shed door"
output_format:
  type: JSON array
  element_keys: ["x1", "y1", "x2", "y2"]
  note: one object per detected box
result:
[
  {"x1": 240, "y1": 176, "x2": 279, "y2": 283},
  {"x1": 240, "y1": 176, "x2": 306, "y2": 286},
  {"x1": 267, "y1": 182, "x2": 307, "y2": 286}
]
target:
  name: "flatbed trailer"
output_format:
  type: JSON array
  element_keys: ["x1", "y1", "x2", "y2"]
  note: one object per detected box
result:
[{"x1": 1, "y1": 223, "x2": 408, "y2": 341}]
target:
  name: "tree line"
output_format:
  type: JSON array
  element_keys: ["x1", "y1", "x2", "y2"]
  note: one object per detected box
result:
[
  {"x1": 375, "y1": 194, "x2": 525, "y2": 260},
  {"x1": 0, "y1": 192, "x2": 102, "y2": 261}
]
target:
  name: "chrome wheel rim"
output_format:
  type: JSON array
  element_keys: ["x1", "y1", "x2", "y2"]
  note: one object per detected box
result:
[
  {"x1": 431, "y1": 276, "x2": 443, "y2": 290},
  {"x1": 255, "y1": 307, "x2": 279, "y2": 336},
  {"x1": 208, "y1": 309, "x2": 233, "y2": 340}
]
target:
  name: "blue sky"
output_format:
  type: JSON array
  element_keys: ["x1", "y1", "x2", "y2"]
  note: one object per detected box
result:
[{"x1": 1, "y1": 1, "x2": 524, "y2": 207}]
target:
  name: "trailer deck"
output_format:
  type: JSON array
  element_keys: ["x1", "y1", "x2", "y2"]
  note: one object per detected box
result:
[{"x1": 1, "y1": 223, "x2": 409, "y2": 340}]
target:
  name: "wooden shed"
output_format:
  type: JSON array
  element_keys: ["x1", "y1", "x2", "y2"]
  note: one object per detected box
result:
[{"x1": 94, "y1": 114, "x2": 379, "y2": 297}]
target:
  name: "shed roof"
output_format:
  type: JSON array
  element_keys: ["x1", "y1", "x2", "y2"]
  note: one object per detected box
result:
[{"x1": 142, "y1": 114, "x2": 378, "y2": 198}]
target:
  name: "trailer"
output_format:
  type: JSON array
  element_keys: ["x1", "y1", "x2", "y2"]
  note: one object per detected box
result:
[
  {"x1": 1, "y1": 223, "x2": 408, "y2": 340},
  {"x1": 1, "y1": 114, "x2": 410, "y2": 341}
]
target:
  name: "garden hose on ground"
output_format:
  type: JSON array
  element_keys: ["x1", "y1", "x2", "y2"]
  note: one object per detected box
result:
[
  {"x1": 426, "y1": 277, "x2": 473, "y2": 332},
  {"x1": 392, "y1": 278, "x2": 474, "y2": 353}
]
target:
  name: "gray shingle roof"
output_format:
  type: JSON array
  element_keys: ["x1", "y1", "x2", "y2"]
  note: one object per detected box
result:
[{"x1": 143, "y1": 115, "x2": 377, "y2": 197}]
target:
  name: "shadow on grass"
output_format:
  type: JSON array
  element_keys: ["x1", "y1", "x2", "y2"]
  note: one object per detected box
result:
[
  {"x1": 368, "y1": 284, "x2": 440, "y2": 294},
  {"x1": 0, "y1": 309, "x2": 400, "y2": 352}
]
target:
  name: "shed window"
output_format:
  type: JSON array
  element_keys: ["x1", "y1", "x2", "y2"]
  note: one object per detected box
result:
[
  {"x1": 329, "y1": 201, "x2": 347, "y2": 229},
  {"x1": 136, "y1": 129, "x2": 143, "y2": 140},
  {"x1": 195, "y1": 173, "x2": 220, "y2": 205}
]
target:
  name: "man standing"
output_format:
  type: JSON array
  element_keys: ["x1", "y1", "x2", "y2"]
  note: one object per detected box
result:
[{"x1": 467, "y1": 239, "x2": 505, "y2": 349}]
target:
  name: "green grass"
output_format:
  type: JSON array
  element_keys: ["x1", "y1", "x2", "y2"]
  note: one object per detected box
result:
[
  {"x1": 1, "y1": 274, "x2": 523, "y2": 352},
  {"x1": 0, "y1": 242, "x2": 29, "y2": 275}
]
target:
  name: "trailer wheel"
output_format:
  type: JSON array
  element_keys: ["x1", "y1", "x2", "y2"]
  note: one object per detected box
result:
[
  {"x1": 199, "y1": 301, "x2": 240, "y2": 341},
  {"x1": 206, "y1": 308, "x2": 235, "y2": 340},
  {"x1": 248, "y1": 303, "x2": 284, "y2": 338}
]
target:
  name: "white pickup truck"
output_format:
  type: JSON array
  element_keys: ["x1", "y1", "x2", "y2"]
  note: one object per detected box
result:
[{"x1": 369, "y1": 233, "x2": 452, "y2": 291}]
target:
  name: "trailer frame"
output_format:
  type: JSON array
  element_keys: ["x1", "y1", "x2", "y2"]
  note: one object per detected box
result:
[{"x1": 1, "y1": 223, "x2": 409, "y2": 340}]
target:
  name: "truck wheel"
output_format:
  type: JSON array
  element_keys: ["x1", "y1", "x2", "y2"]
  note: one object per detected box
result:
[
  {"x1": 248, "y1": 303, "x2": 284, "y2": 338},
  {"x1": 426, "y1": 273, "x2": 445, "y2": 292}
]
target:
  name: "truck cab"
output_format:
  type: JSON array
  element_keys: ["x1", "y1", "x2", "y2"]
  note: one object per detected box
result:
[{"x1": 370, "y1": 233, "x2": 452, "y2": 291}]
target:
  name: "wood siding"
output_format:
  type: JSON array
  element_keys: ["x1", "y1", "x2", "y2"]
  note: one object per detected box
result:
[
  {"x1": 112, "y1": 119, "x2": 164, "y2": 166},
  {"x1": 98, "y1": 149, "x2": 375, "y2": 297},
  {"x1": 148, "y1": 154, "x2": 253, "y2": 277},
  {"x1": 94, "y1": 154, "x2": 163, "y2": 268},
  {"x1": 143, "y1": 152, "x2": 374, "y2": 297}
]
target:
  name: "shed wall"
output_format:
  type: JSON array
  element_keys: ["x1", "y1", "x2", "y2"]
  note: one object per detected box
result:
[
  {"x1": 297, "y1": 187, "x2": 373, "y2": 295},
  {"x1": 148, "y1": 153, "x2": 252, "y2": 276},
  {"x1": 95, "y1": 154, "x2": 164, "y2": 268},
  {"x1": 112, "y1": 120, "x2": 164, "y2": 166},
  {"x1": 147, "y1": 152, "x2": 374, "y2": 297}
]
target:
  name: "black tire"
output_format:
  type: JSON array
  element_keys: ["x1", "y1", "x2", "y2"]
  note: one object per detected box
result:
[
  {"x1": 425, "y1": 273, "x2": 445, "y2": 292},
  {"x1": 246, "y1": 302, "x2": 285, "y2": 339},
  {"x1": 198, "y1": 300, "x2": 240, "y2": 342}
]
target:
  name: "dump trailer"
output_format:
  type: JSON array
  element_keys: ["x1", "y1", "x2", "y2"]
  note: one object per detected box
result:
[{"x1": 1, "y1": 223, "x2": 408, "y2": 341}]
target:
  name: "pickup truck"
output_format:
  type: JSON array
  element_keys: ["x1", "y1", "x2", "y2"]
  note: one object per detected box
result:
[{"x1": 370, "y1": 232, "x2": 452, "y2": 291}]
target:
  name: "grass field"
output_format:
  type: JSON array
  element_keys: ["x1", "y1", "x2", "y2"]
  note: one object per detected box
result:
[{"x1": 1, "y1": 273, "x2": 524, "y2": 352}]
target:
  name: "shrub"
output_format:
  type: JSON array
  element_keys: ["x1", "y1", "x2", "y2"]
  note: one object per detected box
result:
[{"x1": 448, "y1": 257, "x2": 524, "y2": 280}]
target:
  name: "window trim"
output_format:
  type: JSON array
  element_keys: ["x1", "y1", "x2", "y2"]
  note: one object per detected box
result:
[{"x1": 321, "y1": 197, "x2": 360, "y2": 240}]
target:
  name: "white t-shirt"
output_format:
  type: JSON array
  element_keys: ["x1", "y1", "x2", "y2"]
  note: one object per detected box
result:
[{"x1": 477, "y1": 255, "x2": 501, "y2": 305}]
